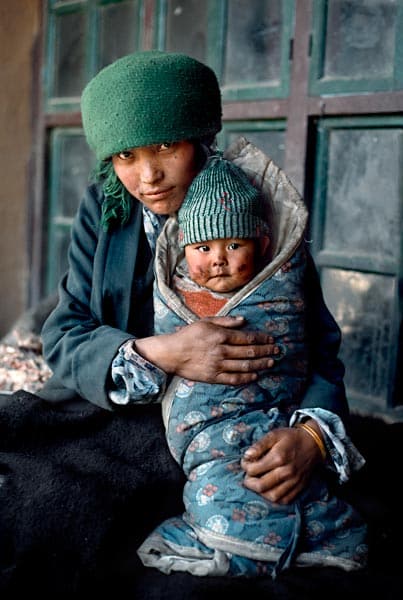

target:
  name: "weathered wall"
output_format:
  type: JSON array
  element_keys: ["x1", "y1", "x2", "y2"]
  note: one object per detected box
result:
[{"x1": 0, "y1": 1, "x2": 42, "y2": 336}]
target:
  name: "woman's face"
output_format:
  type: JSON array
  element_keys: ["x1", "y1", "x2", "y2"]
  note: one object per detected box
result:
[{"x1": 112, "y1": 141, "x2": 200, "y2": 215}]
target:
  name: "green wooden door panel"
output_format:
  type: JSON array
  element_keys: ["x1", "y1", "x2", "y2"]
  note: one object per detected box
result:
[
  {"x1": 309, "y1": 0, "x2": 403, "y2": 95},
  {"x1": 156, "y1": 0, "x2": 294, "y2": 100},
  {"x1": 321, "y1": 268, "x2": 398, "y2": 414},
  {"x1": 47, "y1": 128, "x2": 94, "y2": 292},
  {"x1": 46, "y1": 1, "x2": 88, "y2": 110},
  {"x1": 219, "y1": 120, "x2": 286, "y2": 168},
  {"x1": 45, "y1": 0, "x2": 143, "y2": 113},
  {"x1": 311, "y1": 116, "x2": 403, "y2": 414}
]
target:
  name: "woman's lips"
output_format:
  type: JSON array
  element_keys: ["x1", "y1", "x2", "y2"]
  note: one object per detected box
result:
[{"x1": 142, "y1": 187, "x2": 173, "y2": 200}]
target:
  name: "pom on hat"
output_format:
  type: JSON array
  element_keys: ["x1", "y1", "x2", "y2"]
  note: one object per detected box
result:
[
  {"x1": 81, "y1": 51, "x2": 222, "y2": 160},
  {"x1": 178, "y1": 156, "x2": 268, "y2": 247}
]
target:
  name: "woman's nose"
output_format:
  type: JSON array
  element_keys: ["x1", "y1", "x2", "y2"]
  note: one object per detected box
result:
[{"x1": 139, "y1": 158, "x2": 163, "y2": 183}]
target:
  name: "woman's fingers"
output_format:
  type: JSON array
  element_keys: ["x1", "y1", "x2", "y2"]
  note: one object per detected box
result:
[
  {"x1": 241, "y1": 427, "x2": 323, "y2": 504},
  {"x1": 136, "y1": 317, "x2": 279, "y2": 383},
  {"x1": 244, "y1": 472, "x2": 304, "y2": 504}
]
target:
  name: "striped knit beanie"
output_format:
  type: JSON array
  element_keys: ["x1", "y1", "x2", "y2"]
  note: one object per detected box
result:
[
  {"x1": 81, "y1": 50, "x2": 222, "y2": 160},
  {"x1": 178, "y1": 156, "x2": 268, "y2": 247}
]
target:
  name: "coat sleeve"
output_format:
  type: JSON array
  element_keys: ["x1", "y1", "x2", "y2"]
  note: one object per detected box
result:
[
  {"x1": 41, "y1": 185, "x2": 134, "y2": 409},
  {"x1": 300, "y1": 249, "x2": 349, "y2": 423}
]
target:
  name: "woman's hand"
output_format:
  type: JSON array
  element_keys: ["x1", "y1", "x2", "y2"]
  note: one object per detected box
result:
[
  {"x1": 241, "y1": 419, "x2": 325, "y2": 504},
  {"x1": 134, "y1": 316, "x2": 279, "y2": 385}
]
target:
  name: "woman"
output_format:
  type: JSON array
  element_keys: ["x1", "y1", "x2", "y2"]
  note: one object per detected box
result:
[{"x1": 40, "y1": 50, "x2": 363, "y2": 521}]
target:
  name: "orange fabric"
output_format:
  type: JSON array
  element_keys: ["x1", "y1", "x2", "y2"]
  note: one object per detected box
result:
[{"x1": 179, "y1": 288, "x2": 228, "y2": 318}]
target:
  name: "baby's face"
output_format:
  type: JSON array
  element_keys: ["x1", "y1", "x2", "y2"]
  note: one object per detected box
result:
[{"x1": 184, "y1": 238, "x2": 256, "y2": 293}]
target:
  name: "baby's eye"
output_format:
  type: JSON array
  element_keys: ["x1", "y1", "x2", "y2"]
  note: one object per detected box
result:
[
  {"x1": 197, "y1": 245, "x2": 210, "y2": 253},
  {"x1": 228, "y1": 242, "x2": 241, "y2": 250}
]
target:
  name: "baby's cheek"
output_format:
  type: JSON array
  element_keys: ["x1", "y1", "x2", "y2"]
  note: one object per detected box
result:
[
  {"x1": 189, "y1": 263, "x2": 207, "y2": 278},
  {"x1": 186, "y1": 268, "x2": 203, "y2": 287},
  {"x1": 237, "y1": 262, "x2": 253, "y2": 275}
]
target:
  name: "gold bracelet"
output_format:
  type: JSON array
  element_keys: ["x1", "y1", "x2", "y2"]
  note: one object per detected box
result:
[{"x1": 295, "y1": 422, "x2": 327, "y2": 461}]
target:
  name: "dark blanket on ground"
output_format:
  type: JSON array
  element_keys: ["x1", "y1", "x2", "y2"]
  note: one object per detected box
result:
[{"x1": 0, "y1": 390, "x2": 401, "y2": 598}]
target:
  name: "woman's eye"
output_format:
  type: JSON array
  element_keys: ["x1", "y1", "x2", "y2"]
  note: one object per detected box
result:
[
  {"x1": 158, "y1": 142, "x2": 174, "y2": 151},
  {"x1": 117, "y1": 151, "x2": 132, "y2": 160}
]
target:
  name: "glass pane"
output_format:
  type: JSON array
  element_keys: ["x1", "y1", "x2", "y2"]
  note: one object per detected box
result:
[
  {"x1": 324, "y1": 128, "x2": 402, "y2": 261},
  {"x1": 53, "y1": 12, "x2": 86, "y2": 98},
  {"x1": 226, "y1": 130, "x2": 285, "y2": 168},
  {"x1": 99, "y1": 0, "x2": 140, "y2": 68},
  {"x1": 324, "y1": 0, "x2": 397, "y2": 80},
  {"x1": 224, "y1": 0, "x2": 282, "y2": 87},
  {"x1": 322, "y1": 268, "x2": 395, "y2": 406},
  {"x1": 54, "y1": 132, "x2": 93, "y2": 218},
  {"x1": 165, "y1": 0, "x2": 207, "y2": 62}
]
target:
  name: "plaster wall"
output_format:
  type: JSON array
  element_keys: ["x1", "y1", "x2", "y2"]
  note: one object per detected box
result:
[{"x1": 0, "y1": 1, "x2": 42, "y2": 336}]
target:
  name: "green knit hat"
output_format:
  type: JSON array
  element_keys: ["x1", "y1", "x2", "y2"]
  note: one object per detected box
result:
[
  {"x1": 178, "y1": 156, "x2": 268, "y2": 247},
  {"x1": 81, "y1": 50, "x2": 222, "y2": 160}
]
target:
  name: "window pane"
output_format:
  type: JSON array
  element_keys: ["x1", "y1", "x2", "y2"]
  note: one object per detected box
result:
[
  {"x1": 322, "y1": 268, "x2": 395, "y2": 407},
  {"x1": 47, "y1": 130, "x2": 94, "y2": 291},
  {"x1": 52, "y1": 131, "x2": 93, "y2": 218},
  {"x1": 324, "y1": 0, "x2": 397, "y2": 81},
  {"x1": 226, "y1": 130, "x2": 285, "y2": 168},
  {"x1": 99, "y1": 0, "x2": 140, "y2": 68},
  {"x1": 53, "y1": 11, "x2": 86, "y2": 98},
  {"x1": 224, "y1": 0, "x2": 282, "y2": 88},
  {"x1": 165, "y1": 0, "x2": 207, "y2": 62},
  {"x1": 324, "y1": 128, "x2": 402, "y2": 261}
]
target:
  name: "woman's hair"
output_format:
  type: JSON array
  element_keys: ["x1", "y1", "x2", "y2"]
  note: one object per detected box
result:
[
  {"x1": 93, "y1": 139, "x2": 215, "y2": 231},
  {"x1": 92, "y1": 160, "x2": 133, "y2": 231}
]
